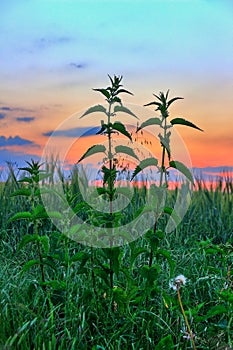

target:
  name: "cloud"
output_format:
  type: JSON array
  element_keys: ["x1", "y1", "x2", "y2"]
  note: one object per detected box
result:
[
  {"x1": 0, "y1": 113, "x2": 6, "y2": 120},
  {"x1": 0, "y1": 105, "x2": 34, "y2": 113},
  {"x1": 16, "y1": 116, "x2": 35, "y2": 122},
  {"x1": 0, "y1": 149, "x2": 40, "y2": 176},
  {"x1": 69, "y1": 62, "x2": 87, "y2": 69},
  {"x1": 0, "y1": 136, "x2": 35, "y2": 147},
  {"x1": 0, "y1": 106, "x2": 12, "y2": 111},
  {"x1": 36, "y1": 36, "x2": 72, "y2": 50},
  {"x1": 193, "y1": 166, "x2": 233, "y2": 180},
  {"x1": 43, "y1": 126, "x2": 100, "y2": 138}
]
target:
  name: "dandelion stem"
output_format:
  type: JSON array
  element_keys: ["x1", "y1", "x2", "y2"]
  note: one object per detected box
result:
[{"x1": 177, "y1": 287, "x2": 196, "y2": 350}]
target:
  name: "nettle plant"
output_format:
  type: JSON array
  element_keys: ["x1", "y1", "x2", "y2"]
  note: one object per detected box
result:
[
  {"x1": 77, "y1": 75, "x2": 138, "y2": 288},
  {"x1": 8, "y1": 160, "x2": 61, "y2": 291},
  {"x1": 131, "y1": 90, "x2": 203, "y2": 266},
  {"x1": 78, "y1": 75, "x2": 139, "y2": 230}
]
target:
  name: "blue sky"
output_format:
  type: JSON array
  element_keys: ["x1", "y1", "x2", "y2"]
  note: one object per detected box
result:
[{"x1": 0, "y1": 0, "x2": 232, "y2": 171}]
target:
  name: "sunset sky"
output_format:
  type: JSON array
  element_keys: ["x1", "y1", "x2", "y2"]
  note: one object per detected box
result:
[{"x1": 0, "y1": 0, "x2": 232, "y2": 178}]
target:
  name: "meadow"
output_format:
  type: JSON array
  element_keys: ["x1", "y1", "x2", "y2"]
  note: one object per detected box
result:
[
  {"x1": 0, "y1": 163, "x2": 232, "y2": 350},
  {"x1": 0, "y1": 77, "x2": 232, "y2": 349}
]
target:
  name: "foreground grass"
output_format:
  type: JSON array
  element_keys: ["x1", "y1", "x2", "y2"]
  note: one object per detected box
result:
[{"x1": 0, "y1": 174, "x2": 232, "y2": 349}]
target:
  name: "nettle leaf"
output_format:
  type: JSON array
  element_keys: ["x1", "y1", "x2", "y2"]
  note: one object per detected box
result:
[
  {"x1": 93, "y1": 88, "x2": 110, "y2": 99},
  {"x1": 115, "y1": 145, "x2": 139, "y2": 160},
  {"x1": 19, "y1": 167, "x2": 34, "y2": 174},
  {"x1": 167, "y1": 96, "x2": 183, "y2": 108},
  {"x1": 8, "y1": 211, "x2": 33, "y2": 222},
  {"x1": 80, "y1": 105, "x2": 107, "y2": 119},
  {"x1": 116, "y1": 88, "x2": 133, "y2": 96},
  {"x1": 130, "y1": 247, "x2": 147, "y2": 269},
  {"x1": 17, "y1": 177, "x2": 33, "y2": 184},
  {"x1": 159, "y1": 132, "x2": 171, "y2": 160},
  {"x1": 33, "y1": 204, "x2": 48, "y2": 219},
  {"x1": 22, "y1": 259, "x2": 41, "y2": 273},
  {"x1": 137, "y1": 117, "x2": 161, "y2": 132},
  {"x1": 111, "y1": 121, "x2": 132, "y2": 141},
  {"x1": 102, "y1": 165, "x2": 117, "y2": 185},
  {"x1": 39, "y1": 235, "x2": 50, "y2": 254},
  {"x1": 111, "y1": 96, "x2": 121, "y2": 104},
  {"x1": 113, "y1": 105, "x2": 138, "y2": 119},
  {"x1": 10, "y1": 188, "x2": 32, "y2": 197},
  {"x1": 96, "y1": 123, "x2": 107, "y2": 135},
  {"x1": 140, "y1": 264, "x2": 161, "y2": 284},
  {"x1": 169, "y1": 160, "x2": 194, "y2": 184},
  {"x1": 170, "y1": 117, "x2": 203, "y2": 131},
  {"x1": 18, "y1": 234, "x2": 40, "y2": 251},
  {"x1": 144, "y1": 101, "x2": 161, "y2": 108},
  {"x1": 77, "y1": 144, "x2": 106, "y2": 163},
  {"x1": 131, "y1": 157, "x2": 158, "y2": 180}
]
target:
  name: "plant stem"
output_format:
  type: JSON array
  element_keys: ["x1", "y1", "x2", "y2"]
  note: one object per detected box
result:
[
  {"x1": 159, "y1": 117, "x2": 167, "y2": 187},
  {"x1": 177, "y1": 287, "x2": 196, "y2": 350}
]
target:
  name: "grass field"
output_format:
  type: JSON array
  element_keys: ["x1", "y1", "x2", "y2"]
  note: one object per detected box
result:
[{"x1": 0, "y1": 164, "x2": 232, "y2": 350}]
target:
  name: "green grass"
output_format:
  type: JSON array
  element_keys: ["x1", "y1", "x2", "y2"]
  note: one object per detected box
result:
[{"x1": 0, "y1": 168, "x2": 232, "y2": 350}]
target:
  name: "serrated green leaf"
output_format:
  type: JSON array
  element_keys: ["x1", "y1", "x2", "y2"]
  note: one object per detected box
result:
[
  {"x1": 10, "y1": 188, "x2": 32, "y2": 197},
  {"x1": 19, "y1": 167, "x2": 34, "y2": 174},
  {"x1": 115, "y1": 145, "x2": 139, "y2": 160},
  {"x1": 144, "y1": 101, "x2": 161, "y2": 108},
  {"x1": 169, "y1": 160, "x2": 194, "y2": 184},
  {"x1": 159, "y1": 132, "x2": 171, "y2": 160},
  {"x1": 167, "y1": 96, "x2": 183, "y2": 108},
  {"x1": 140, "y1": 264, "x2": 161, "y2": 284},
  {"x1": 170, "y1": 118, "x2": 203, "y2": 131},
  {"x1": 77, "y1": 144, "x2": 106, "y2": 163},
  {"x1": 96, "y1": 187, "x2": 109, "y2": 196},
  {"x1": 113, "y1": 105, "x2": 138, "y2": 119},
  {"x1": 8, "y1": 211, "x2": 33, "y2": 222},
  {"x1": 131, "y1": 157, "x2": 158, "y2": 180},
  {"x1": 116, "y1": 88, "x2": 133, "y2": 96},
  {"x1": 137, "y1": 117, "x2": 161, "y2": 132},
  {"x1": 33, "y1": 204, "x2": 47, "y2": 219},
  {"x1": 80, "y1": 105, "x2": 107, "y2": 119},
  {"x1": 17, "y1": 177, "x2": 33, "y2": 184},
  {"x1": 130, "y1": 247, "x2": 147, "y2": 269},
  {"x1": 22, "y1": 259, "x2": 41, "y2": 273},
  {"x1": 112, "y1": 96, "x2": 121, "y2": 103},
  {"x1": 96, "y1": 124, "x2": 107, "y2": 135},
  {"x1": 93, "y1": 88, "x2": 110, "y2": 99},
  {"x1": 39, "y1": 235, "x2": 50, "y2": 254},
  {"x1": 111, "y1": 121, "x2": 132, "y2": 141},
  {"x1": 102, "y1": 165, "x2": 117, "y2": 185},
  {"x1": 18, "y1": 234, "x2": 40, "y2": 251}
]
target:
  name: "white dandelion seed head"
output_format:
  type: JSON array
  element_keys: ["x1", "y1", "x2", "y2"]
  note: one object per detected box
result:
[
  {"x1": 169, "y1": 274, "x2": 187, "y2": 290},
  {"x1": 175, "y1": 274, "x2": 187, "y2": 285}
]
